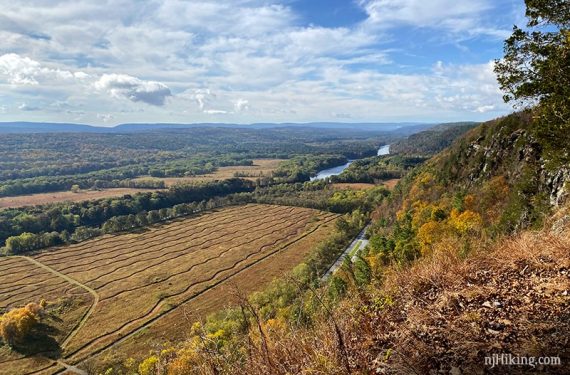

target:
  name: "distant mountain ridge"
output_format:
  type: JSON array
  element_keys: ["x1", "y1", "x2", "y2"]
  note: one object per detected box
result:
[{"x1": 0, "y1": 121, "x2": 436, "y2": 134}]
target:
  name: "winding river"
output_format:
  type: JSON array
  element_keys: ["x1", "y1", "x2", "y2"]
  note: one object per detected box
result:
[{"x1": 311, "y1": 144, "x2": 390, "y2": 181}]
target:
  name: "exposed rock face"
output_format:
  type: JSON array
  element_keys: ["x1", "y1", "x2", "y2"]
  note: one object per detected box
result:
[
  {"x1": 546, "y1": 167, "x2": 570, "y2": 206},
  {"x1": 436, "y1": 112, "x2": 569, "y2": 228},
  {"x1": 472, "y1": 127, "x2": 568, "y2": 208}
]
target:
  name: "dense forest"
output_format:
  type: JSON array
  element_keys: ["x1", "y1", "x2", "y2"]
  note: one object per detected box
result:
[
  {"x1": 330, "y1": 155, "x2": 427, "y2": 184},
  {"x1": 389, "y1": 122, "x2": 477, "y2": 156},
  {"x1": 0, "y1": 147, "x2": 388, "y2": 254},
  {"x1": 0, "y1": 127, "x2": 393, "y2": 197}
]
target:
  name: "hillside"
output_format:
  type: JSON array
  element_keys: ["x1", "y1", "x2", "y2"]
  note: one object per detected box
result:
[
  {"x1": 390, "y1": 122, "x2": 478, "y2": 156},
  {"x1": 89, "y1": 108, "x2": 569, "y2": 375},
  {"x1": 0, "y1": 122, "x2": 432, "y2": 134},
  {"x1": 412, "y1": 112, "x2": 569, "y2": 231}
]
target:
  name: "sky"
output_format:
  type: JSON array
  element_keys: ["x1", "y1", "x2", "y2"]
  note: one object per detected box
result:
[{"x1": 0, "y1": 0, "x2": 526, "y2": 125}]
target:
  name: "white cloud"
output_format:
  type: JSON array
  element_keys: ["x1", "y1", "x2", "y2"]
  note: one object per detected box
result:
[
  {"x1": 359, "y1": 0, "x2": 491, "y2": 27},
  {"x1": 0, "y1": 53, "x2": 86, "y2": 85},
  {"x1": 193, "y1": 89, "x2": 213, "y2": 111},
  {"x1": 97, "y1": 113, "x2": 114, "y2": 122},
  {"x1": 94, "y1": 74, "x2": 172, "y2": 106},
  {"x1": 0, "y1": 0, "x2": 517, "y2": 123},
  {"x1": 358, "y1": 0, "x2": 508, "y2": 38},
  {"x1": 204, "y1": 109, "x2": 228, "y2": 115},
  {"x1": 475, "y1": 105, "x2": 495, "y2": 113}
]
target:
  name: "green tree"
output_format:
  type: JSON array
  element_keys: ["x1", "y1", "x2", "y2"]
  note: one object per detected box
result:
[{"x1": 494, "y1": 0, "x2": 570, "y2": 160}]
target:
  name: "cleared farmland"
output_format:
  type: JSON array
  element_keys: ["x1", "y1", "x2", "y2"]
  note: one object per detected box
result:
[
  {"x1": 135, "y1": 158, "x2": 284, "y2": 186},
  {"x1": 0, "y1": 188, "x2": 161, "y2": 210},
  {"x1": 0, "y1": 257, "x2": 93, "y2": 375},
  {"x1": 0, "y1": 204, "x2": 339, "y2": 374},
  {"x1": 0, "y1": 160, "x2": 283, "y2": 210}
]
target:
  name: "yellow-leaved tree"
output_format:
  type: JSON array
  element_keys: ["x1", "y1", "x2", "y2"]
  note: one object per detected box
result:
[{"x1": 0, "y1": 303, "x2": 43, "y2": 347}]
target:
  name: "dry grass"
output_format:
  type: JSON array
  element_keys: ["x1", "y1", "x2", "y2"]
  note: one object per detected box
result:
[
  {"x1": 0, "y1": 160, "x2": 284, "y2": 210},
  {"x1": 178, "y1": 216, "x2": 570, "y2": 375},
  {"x1": 332, "y1": 183, "x2": 377, "y2": 191},
  {"x1": 354, "y1": 225, "x2": 570, "y2": 374},
  {"x1": 100, "y1": 212, "x2": 339, "y2": 362},
  {"x1": 0, "y1": 257, "x2": 92, "y2": 375},
  {"x1": 380, "y1": 178, "x2": 400, "y2": 190},
  {"x1": 0, "y1": 188, "x2": 160, "y2": 210},
  {"x1": 1, "y1": 204, "x2": 338, "y2": 373},
  {"x1": 331, "y1": 180, "x2": 399, "y2": 192},
  {"x1": 137, "y1": 159, "x2": 285, "y2": 186}
]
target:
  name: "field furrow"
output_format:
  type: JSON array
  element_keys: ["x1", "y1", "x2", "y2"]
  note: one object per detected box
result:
[
  {"x1": 34, "y1": 204, "x2": 256, "y2": 261},
  {"x1": 81, "y1": 207, "x2": 303, "y2": 287},
  {"x1": 1, "y1": 204, "x2": 340, "y2": 375},
  {"x1": 65, "y1": 213, "x2": 338, "y2": 361},
  {"x1": 47, "y1": 205, "x2": 291, "y2": 274}
]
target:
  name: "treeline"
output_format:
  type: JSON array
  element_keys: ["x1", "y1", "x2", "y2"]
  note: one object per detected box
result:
[
  {"x1": 0, "y1": 178, "x2": 254, "y2": 254},
  {"x1": 330, "y1": 155, "x2": 428, "y2": 184},
  {"x1": 0, "y1": 127, "x2": 387, "y2": 185},
  {"x1": 0, "y1": 156, "x2": 253, "y2": 197},
  {"x1": 4, "y1": 193, "x2": 253, "y2": 255},
  {"x1": 273, "y1": 154, "x2": 348, "y2": 183},
  {"x1": 390, "y1": 123, "x2": 476, "y2": 156},
  {"x1": 0, "y1": 176, "x2": 389, "y2": 254},
  {"x1": 252, "y1": 180, "x2": 390, "y2": 214}
]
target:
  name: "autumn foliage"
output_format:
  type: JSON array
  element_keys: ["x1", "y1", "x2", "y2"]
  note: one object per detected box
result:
[{"x1": 0, "y1": 302, "x2": 44, "y2": 347}]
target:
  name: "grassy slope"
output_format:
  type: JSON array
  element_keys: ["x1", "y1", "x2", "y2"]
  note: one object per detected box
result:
[{"x1": 101, "y1": 113, "x2": 569, "y2": 374}]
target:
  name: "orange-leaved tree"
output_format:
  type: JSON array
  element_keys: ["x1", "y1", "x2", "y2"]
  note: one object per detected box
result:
[{"x1": 0, "y1": 303, "x2": 43, "y2": 347}]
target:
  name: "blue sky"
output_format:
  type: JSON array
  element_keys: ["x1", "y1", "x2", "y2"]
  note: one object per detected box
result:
[{"x1": 0, "y1": 0, "x2": 526, "y2": 125}]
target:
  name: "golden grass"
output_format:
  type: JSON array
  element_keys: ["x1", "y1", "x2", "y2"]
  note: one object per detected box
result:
[
  {"x1": 0, "y1": 188, "x2": 160, "y2": 210},
  {"x1": 136, "y1": 159, "x2": 285, "y2": 186},
  {"x1": 0, "y1": 160, "x2": 284, "y2": 210},
  {"x1": 0, "y1": 257, "x2": 92, "y2": 375},
  {"x1": 331, "y1": 183, "x2": 376, "y2": 190},
  {"x1": 162, "y1": 214, "x2": 570, "y2": 375},
  {"x1": 2, "y1": 204, "x2": 338, "y2": 372}
]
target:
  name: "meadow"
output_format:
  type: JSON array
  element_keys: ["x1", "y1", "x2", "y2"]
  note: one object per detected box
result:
[
  {"x1": 0, "y1": 188, "x2": 160, "y2": 210},
  {"x1": 136, "y1": 158, "x2": 285, "y2": 186},
  {"x1": 0, "y1": 204, "x2": 338, "y2": 374}
]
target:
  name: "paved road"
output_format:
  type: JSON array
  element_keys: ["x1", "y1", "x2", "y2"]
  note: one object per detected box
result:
[{"x1": 321, "y1": 223, "x2": 370, "y2": 282}]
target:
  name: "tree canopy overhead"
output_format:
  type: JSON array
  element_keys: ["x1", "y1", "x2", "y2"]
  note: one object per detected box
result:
[{"x1": 495, "y1": 0, "x2": 570, "y2": 159}]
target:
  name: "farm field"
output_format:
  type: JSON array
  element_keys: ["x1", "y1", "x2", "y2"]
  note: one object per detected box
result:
[
  {"x1": 381, "y1": 178, "x2": 400, "y2": 190},
  {"x1": 0, "y1": 257, "x2": 93, "y2": 375},
  {"x1": 0, "y1": 188, "x2": 161, "y2": 210},
  {"x1": 331, "y1": 179, "x2": 400, "y2": 191},
  {"x1": 137, "y1": 158, "x2": 285, "y2": 186},
  {"x1": 0, "y1": 160, "x2": 284, "y2": 210},
  {"x1": 0, "y1": 203, "x2": 338, "y2": 374},
  {"x1": 331, "y1": 183, "x2": 377, "y2": 190}
]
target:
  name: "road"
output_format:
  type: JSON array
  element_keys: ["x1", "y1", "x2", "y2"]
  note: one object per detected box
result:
[{"x1": 321, "y1": 223, "x2": 370, "y2": 282}]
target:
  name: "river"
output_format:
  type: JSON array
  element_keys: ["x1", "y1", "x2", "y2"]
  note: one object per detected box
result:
[{"x1": 310, "y1": 144, "x2": 390, "y2": 181}]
